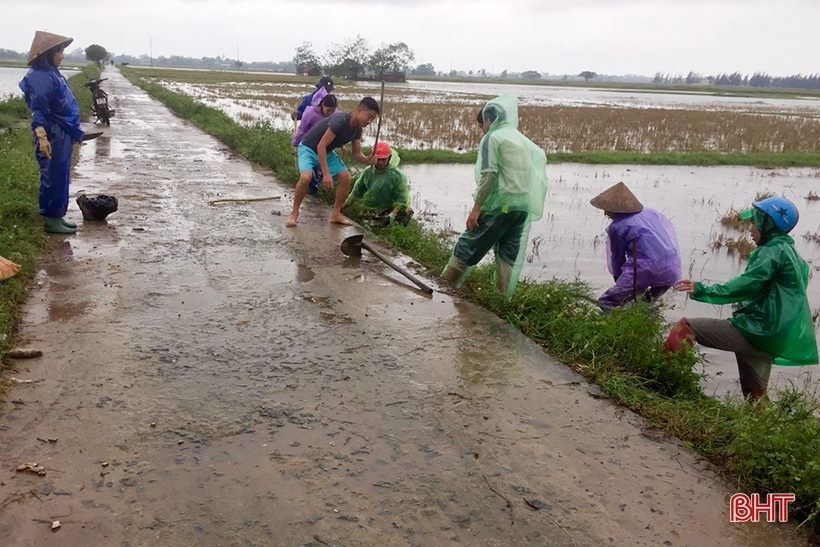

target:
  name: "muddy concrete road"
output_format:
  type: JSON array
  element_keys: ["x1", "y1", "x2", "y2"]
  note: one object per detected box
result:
[{"x1": 0, "y1": 69, "x2": 804, "y2": 547}]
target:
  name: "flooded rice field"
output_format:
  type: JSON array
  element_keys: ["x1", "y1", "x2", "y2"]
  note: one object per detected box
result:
[
  {"x1": 402, "y1": 162, "x2": 820, "y2": 398},
  {"x1": 0, "y1": 66, "x2": 79, "y2": 98},
  {"x1": 149, "y1": 72, "x2": 820, "y2": 153}
]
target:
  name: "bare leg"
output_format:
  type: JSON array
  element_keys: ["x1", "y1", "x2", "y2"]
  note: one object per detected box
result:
[
  {"x1": 286, "y1": 171, "x2": 314, "y2": 227},
  {"x1": 330, "y1": 170, "x2": 353, "y2": 225}
]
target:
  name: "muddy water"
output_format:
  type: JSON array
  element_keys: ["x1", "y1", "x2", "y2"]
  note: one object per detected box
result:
[
  {"x1": 363, "y1": 79, "x2": 820, "y2": 113},
  {"x1": 403, "y1": 163, "x2": 820, "y2": 398},
  {"x1": 0, "y1": 66, "x2": 79, "y2": 98},
  {"x1": 0, "y1": 68, "x2": 808, "y2": 547}
]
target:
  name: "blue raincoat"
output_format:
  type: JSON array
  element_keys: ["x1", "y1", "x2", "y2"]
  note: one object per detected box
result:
[{"x1": 19, "y1": 60, "x2": 84, "y2": 217}]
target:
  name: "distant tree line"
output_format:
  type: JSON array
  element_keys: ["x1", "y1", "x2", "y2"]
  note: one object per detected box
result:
[
  {"x1": 0, "y1": 47, "x2": 87, "y2": 63},
  {"x1": 293, "y1": 36, "x2": 415, "y2": 80},
  {"x1": 111, "y1": 53, "x2": 294, "y2": 72},
  {"x1": 653, "y1": 71, "x2": 820, "y2": 90}
]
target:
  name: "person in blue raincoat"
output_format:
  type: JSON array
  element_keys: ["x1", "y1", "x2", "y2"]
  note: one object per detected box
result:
[{"x1": 19, "y1": 30, "x2": 84, "y2": 234}]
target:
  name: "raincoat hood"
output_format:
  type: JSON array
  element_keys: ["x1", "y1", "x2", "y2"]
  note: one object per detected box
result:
[
  {"x1": 480, "y1": 94, "x2": 518, "y2": 133},
  {"x1": 751, "y1": 208, "x2": 781, "y2": 246},
  {"x1": 348, "y1": 152, "x2": 409, "y2": 211}
]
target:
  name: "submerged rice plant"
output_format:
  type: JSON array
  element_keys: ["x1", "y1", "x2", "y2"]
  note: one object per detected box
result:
[
  {"x1": 709, "y1": 233, "x2": 756, "y2": 258},
  {"x1": 718, "y1": 207, "x2": 752, "y2": 231}
]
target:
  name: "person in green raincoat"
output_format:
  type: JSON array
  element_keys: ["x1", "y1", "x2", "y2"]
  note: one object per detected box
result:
[
  {"x1": 343, "y1": 141, "x2": 412, "y2": 226},
  {"x1": 665, "y1": 196, "x2": 818, "y2": 400},
  {"x1": 441, "y1": 94, "x2": 548, "y2": 298}
]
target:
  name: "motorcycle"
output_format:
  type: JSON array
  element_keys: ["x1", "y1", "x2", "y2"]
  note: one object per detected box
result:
[{"x1": 83, "y1": 78, "x2": 114, "y2": 126}]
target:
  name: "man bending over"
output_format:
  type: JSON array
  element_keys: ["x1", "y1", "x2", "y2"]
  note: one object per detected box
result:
[{"x1": 286, "y1": 97, "x2": 379, "y2": 227}]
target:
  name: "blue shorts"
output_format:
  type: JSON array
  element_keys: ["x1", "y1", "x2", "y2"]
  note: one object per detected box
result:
[{"x1": 297, "y1": 143, "x2": 347, "y2": 178}]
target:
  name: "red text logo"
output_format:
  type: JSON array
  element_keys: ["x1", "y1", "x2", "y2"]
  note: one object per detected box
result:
[{"x1": 730, "y1": 493, "x2": 794, "y2": 523}]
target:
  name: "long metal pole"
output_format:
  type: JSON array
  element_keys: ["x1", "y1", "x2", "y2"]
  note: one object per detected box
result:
[
  {"x1": 632, "y1": 240, "x2": 638, "y2": 301},
  {"x1": 371, "y1": 78, "x2": 385, "y2": 156}
]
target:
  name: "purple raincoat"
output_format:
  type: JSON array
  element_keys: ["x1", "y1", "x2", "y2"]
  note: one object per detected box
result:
[
  {"x1": 291, "y1": 88, "x2": 334, "y2": 146},
  {"x1": 599, "y1": 207, "x2": 681, "y2": 309}
]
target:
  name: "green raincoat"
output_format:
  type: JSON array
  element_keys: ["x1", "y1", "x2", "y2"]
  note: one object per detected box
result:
[
  {"x1": 474, "y1": 94, "x2": 548, "y2": 219},
  {"x1": 443, "y1": 94, "x2": 548, "y2": 298},
  {"x1": 348, "y1": 151, "x2": 410, "y2": 212},
  {"x1": 691, "y1": 211, "x2": 818, "y2": 365}
]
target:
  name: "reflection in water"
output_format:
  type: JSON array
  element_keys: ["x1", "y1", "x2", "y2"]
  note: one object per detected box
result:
[
  {"x1": 48, "y1": 300, "x2": 92, "y2": 321},
  {"x1": 94, "y1": 135, "x2": 111, "y2": 158},
  {"x1": 40, "y1": 241, "x2": 73, "y2": 277}
]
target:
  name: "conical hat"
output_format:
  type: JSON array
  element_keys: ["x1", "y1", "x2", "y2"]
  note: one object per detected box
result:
[
  {"x1": 0, "y1": 255, "x2": 21, "y2": 280},
  {"x1": 590, "y1": 181, "x2": 643, "y2": 214},
  {"x1": 27, "y1": 31, "x2": 73, "y2": 66}
]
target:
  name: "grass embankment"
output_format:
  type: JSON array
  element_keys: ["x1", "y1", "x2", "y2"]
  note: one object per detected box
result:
[
  {"x1": 396, "y1": 148, "x2": 820, "y2": 168},
  {"x1": 122, "y1": 68, "x2": 820, "y2": 531},
  {"x1": 0, "y1": 64, "x2": 99, "y2": 366}
]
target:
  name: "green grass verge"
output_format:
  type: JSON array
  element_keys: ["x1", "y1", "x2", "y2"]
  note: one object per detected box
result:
[
  {"x1": 396, "y1": 148, "x2": 820, "y2": 168},
  {"x1": 0, "y1": 64, "x2": 99, "y2": 366},
  {"x1": 121, "y1": 67, "x2": 820, "y2": 530}
]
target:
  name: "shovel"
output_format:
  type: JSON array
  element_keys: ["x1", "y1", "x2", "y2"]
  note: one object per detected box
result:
[{"x1": 341, "y1": 234, "x2": 434, "y2": 294}]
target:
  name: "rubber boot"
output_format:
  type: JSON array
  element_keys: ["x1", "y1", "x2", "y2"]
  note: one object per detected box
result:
[
  {"x1": 663, "y1": 318, "x2": 695, "y2": 353},
  {"x1": 43, "y1": 216, "x2": 77, "y2": 234},
  {"x1": 441, "y1": 256, "x2": 470, "y2": 288},
  {"x1": 496, "y1": 261, "x2": 513, "y2": 298},
  {"x1": 743, "y1": 387, "x2": 769, "y2": 402},
  {"x1": 60, "y1": 217, "x2": 77, "y2": 229}
]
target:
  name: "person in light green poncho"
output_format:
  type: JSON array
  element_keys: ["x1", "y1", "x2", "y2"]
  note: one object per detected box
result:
[
  {"x1": 665, "y1": 196, "x2": 818, "y2": 401},
  {"x1": 441, "y1": 94, "x2": 548, "y2": 299},
  {"x1": 343, "y1": 141, "x2": 413, "y2": 226}
]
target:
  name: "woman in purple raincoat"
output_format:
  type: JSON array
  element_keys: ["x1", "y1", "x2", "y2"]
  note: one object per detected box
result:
[
  {"x1": 292, "y1": 90, "x2": 337, "y2": 148},
  {"x1": 590, "y1": 182, "x2": 681, "y2": 311}
]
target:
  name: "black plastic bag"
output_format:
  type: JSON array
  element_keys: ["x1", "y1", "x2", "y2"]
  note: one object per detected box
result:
[{"x1": 76, "y1": 194, "x2": 118, "y2": 221}]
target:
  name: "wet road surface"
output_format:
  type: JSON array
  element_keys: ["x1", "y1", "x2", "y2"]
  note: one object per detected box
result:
[{"x1": 0, "y1": 68, "x2": 805, "y2": 546}]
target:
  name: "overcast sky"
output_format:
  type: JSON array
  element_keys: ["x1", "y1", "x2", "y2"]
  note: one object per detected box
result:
[{"x1": 4, "y1": 0, "x2": 818, "y2": 76}]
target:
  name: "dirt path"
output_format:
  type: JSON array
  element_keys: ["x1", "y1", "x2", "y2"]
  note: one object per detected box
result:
[{"x1": 0, "y1": 68, "x2": 803, "y2": 547}]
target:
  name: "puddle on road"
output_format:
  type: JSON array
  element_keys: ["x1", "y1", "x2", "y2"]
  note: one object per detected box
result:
[
  {"x1": 46, "y1": 299, "x2": 93, "y2": 322},
  {"x1": 296, "y1": 264, "x2": 315, "y2": 282}
]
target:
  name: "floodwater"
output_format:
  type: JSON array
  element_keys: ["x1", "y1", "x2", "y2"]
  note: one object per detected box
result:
[
  {"x1": 0, "y1": 67, "x2": 809, "y2": 547},
  {"x1": 365, "y1": 79, "x2": 820, "y2": 113},
  {"x1": 0, "y1": 66, "x2": 80, "y2": 98},
  {"x1": 151, "y1": 76, "x2": 820, "y2": 146},
  {"x1": 403, "y1": 162, "x2": 820, "y2": 398}
]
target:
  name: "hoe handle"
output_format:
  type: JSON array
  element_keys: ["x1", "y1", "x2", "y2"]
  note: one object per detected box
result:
[{"x1": 361, "y1": 242, "x2": 434, "y2": 294}]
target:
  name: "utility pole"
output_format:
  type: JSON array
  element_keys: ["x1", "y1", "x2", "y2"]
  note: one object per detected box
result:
[{"x1": 149, "y1": 37, "x2": 153, "y2": 69}]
